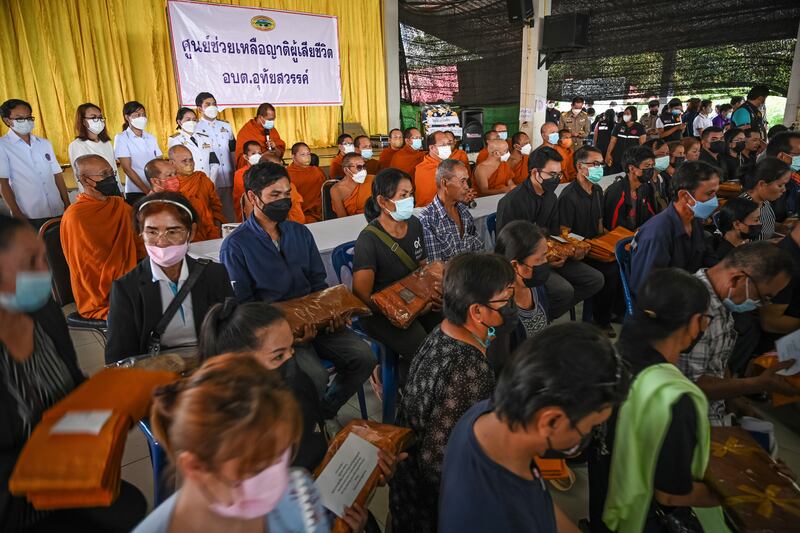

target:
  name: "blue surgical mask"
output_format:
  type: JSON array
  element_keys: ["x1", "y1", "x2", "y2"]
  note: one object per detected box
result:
[
  {"x1": 723, "y1": 276, "x2": 761, "y2": 313},
  {"x1": 388, "y1": 196, "x2": 415, "y2": 221},
  {"x1": 547, "y1": 132, "x2": 560, "y2": 145},
  {"x1": 361, "y1": 149, "x2": 373, "y2": 160},
  {"x1": 0, "y1": 271, "x2": 52, "y2": 312},
  {"x1": 791, "y1": 155, "x2": 800, "y2": 172},
  {"x1": 654, "y1": 155, "x2": 670, "y2": 171},
  {"x1": 263, "y1": 119, "x2": 275, "y2": 130},
  {"x1": 587, "y1": 165, "x2": 604, "y2": 184},
  {"x1": 497, "y1": 131, "x2": 508, "y2": 141},
  {"x1": 688, "y1": 193, "x2": 719, "y2": 220},
  {"x1": 411, "y1": 138, "x2": 422, "y2": 150}
]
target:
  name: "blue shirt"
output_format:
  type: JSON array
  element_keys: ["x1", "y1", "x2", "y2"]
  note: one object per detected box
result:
[
  {"x1": 439, "y1": 399, "x2": 556, "y2": 533},
  {"x1": 221, "y1": 214, "x2": 327, "y2": 303},
  {"x1": 629, "y1": 203, "x2": 707, "y2": 294}
]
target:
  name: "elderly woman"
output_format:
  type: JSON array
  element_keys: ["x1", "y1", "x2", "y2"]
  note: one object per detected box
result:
[
  {"x1": 389, "y1": 252, "x2": 516, "y2": 533},
  {"x1": 105, "y1": 192, "x2": 233, "y2": 363},
  {"x1": 0, "y1": 214, "x2": 146, "y2": 532}
]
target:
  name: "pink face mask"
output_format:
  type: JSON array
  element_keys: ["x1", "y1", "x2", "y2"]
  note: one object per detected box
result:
[
  {"x1": 145, "y1": 242, "x2": 189, "y2": 268},
  {"x1": 209, "y1": 448, "x2": 290, "y2": 519}
]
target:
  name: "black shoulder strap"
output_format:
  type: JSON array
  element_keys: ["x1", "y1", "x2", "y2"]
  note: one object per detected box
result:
[
  {"x1": 148, "y1": 259, "x2": 209, "y2": 356},
  {"x1": 364, "y1": 224, "x2": 418, "y2": 273}
]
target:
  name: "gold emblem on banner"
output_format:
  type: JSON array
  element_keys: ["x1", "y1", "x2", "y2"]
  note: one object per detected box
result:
[{"x1": 251, "y1": 16, "x2": 275, "y2": 31}]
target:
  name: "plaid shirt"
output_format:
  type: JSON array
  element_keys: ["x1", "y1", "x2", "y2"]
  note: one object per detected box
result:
[
  {"x1": 418, "y1": 194, "x2": 484, "y2": 262},
  {"x1": 678, "y1": 269, "x2": 737, "y2": 426}
]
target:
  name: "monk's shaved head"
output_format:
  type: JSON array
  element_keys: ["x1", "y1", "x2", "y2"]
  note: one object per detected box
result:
[
  {"x1": 74, "y1": 154, "x2": 111, "y2": 178},
  {"x1": 541, "y1": 122, "x2": 558, "y2": 137},
  {"x1": 291, "y1": 142, "x2": 309, "y2": 155},
  {"x1": 259, "y1": 153, "x2": 283, "y2": 165},
  {"x1": 484, "y1": 130, "x2": 500, "y2": 142},
  {"x1": 256, "y1": 102, "x2": 276, "y2": 118},
  {"x1": 488, "y1": 139, "x2": 509, "y2": 155},
  {"x1": 168, "y1": 145, "x2": 194, "y2": 175},
  {"x1": 144, "y1": 158, "x2": 176, "y2": 182},
  {"x1": 168, "y1": 144, "x2": 191, "y2": 160}
]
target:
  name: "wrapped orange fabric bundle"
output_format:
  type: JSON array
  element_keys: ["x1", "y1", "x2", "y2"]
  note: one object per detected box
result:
[
  {"x1": 585, "y1": 226, "x2": 635, "y2": 262},
  {"x1": 752, "y1": 354, "x2": 800, "y2": 406},
  {"x1": 534, "y1": 457, "x2": 569, "y2": 480},
  {"x1": 9, "y1": 368, "x2": 178, "y2": 509},
  {"x1": 546, "y1": 239, "x2": 575, "y2": 263},
  {"x1": 717, "y1": 181, "x2": 743, "y2": 199},
  {"x1": 273, "y1": 285, "x2": 371, "y2": 337},
  {"x1": 314, "y1": 420, "x2": 413, "y2": 533},
  {"x1": 371, "y1": 261, "x2": 444, "y2": 329}
]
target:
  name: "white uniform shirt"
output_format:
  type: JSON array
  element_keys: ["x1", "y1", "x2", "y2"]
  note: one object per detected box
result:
[
  {"x1": 0, "y1": 130, "x2": 64, "y2": 219},
  {"x1": 150, "y1": 258, "x2": 197, "y2": 349},
  {"x1": 68, "y1": 139, "x2": 122, "y2": 193},
  {"x1": 693, "y1": 113, "x2": 714, "y2": 135},
  {"x1": 195, "y1": 118, "x2": 234, "y2": 188},
  {"x1": 167, "y1": 130, "x2": 220, "y2": 185},
  {"x1": 114, "y1": 129, "x2": 162, "y2": 193}
]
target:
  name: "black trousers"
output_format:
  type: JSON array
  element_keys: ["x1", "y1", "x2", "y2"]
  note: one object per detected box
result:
[{"x1": 585, "y1": 258, "x2": 623, "y2": 326}]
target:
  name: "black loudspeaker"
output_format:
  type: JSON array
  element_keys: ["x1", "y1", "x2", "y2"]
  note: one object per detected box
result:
[
  {"x1": 541, "y1": 13, "x2": 589, "y2": 50},
  {"x1": 507, "y1": 0, "x2": 534, "y2": 24},
  {"x1": 460, "y1": 109, "x2": 484, "y2": 153}
]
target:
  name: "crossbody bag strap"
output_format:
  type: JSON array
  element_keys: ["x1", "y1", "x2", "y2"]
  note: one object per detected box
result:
[{"x1": 364, "y1": 224, "x2": 418, "y2": 273}]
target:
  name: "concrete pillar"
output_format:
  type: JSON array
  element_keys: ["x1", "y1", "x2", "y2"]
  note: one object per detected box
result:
[
  {"x1": 518, "y1": 0, "x2": 551, "y2": 146},
  {"x1": 783, "y1": 23, "x2": 800, "y2": 128},
  {"x1": 383, "y1": 0, "x2": 401, "y2": 131}
]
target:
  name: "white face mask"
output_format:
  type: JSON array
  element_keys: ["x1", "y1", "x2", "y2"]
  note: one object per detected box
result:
[
  {"x1": 352, "y1": 169, "x2": 368, "y2": 184},
  {"x1": 547, "y1": 102, "x2": 555, "y2": 109},
  {"x1": 437, "y1": 145, "x2": 452, "y2": 160},
  {"x1": 500, "y1": 151, "x2": 511, "y2": 162},
  {"x1": 342, "y1": 143, "x2": 355, "y2": 154},
  {"x1": 623, "y1": 114, "x2": 632, "y2": 122},
  {"x1": 248, "y1": 153, "x2": 262, "y2": 166},
  {"x1": 572, "y1": 108, "x2": 581, "y2": 115},
  {"x1": 360, "y1": 149, "x2": 373, "y2": 160},
  {"x1": 203, "y1": 105, "x2": 219, "y2": 119},
  {"x1": 520, "y1": 143, "x2": 532, "y2": 156},
  {"x1": 181, "y1": 120, "x2": 197, "y2": 134},
  {"x1": 86, "y1": 118, "x2": 105, "y2": 135},
  {"x1": 130, "y1": 116, "x2": 148, "y2": 130},
  {"x1": 11, "y1": 119, "x2": 34, "y2": 136}
]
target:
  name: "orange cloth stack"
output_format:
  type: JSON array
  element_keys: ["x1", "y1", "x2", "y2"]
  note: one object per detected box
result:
[
  {"x1": 585, "y1": 226, "x2": 635, "y2": 262},
  {"x1": 9, "y1": 367, "x2": 178, "y2": 509}
]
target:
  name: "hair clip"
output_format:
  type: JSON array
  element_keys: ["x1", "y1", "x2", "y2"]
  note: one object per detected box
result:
[{"x1": 643, "y1": 309, "x2": 658, "y2": 318}]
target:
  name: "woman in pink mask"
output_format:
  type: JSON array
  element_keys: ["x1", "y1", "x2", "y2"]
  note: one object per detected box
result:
[
  {"x1": 104, "y1": 192, "x2": 233, "y2": 363},
  {"x1": 133, "y1": 353, "x2": 332, "y2": 532}
]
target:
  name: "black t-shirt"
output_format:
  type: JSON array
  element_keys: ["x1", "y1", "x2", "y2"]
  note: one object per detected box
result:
[
  {"x1": 774, "y1": 234, "x2": 800, "y2": 318},
  {"x1": 439, "y1": 399, "x2": 556, "y2": 533},
  {"x1": 595, "y1": 120, "x2": 614, "y2": 155},
  {"x1": 558, "y1": 180, "x2": 603, "y2": 238},
  {"x1": 588, "y1": 334, "x2": 697, "y2": 533},
  {"x1": 353, "y1": 216, "x2": 427, "y2": 292},
  {"x1": 699, "y1": 148, "x2": 725, "y2": 179},
  {"x1": 611, "y1": 122, "x2": 645, "y2": 161},
  {"x1": 720, "y1": 153, "x2": 741, "y2": 181},
  {"x1": 496, "y1": 178, "x2": 560, "y2": 235}
]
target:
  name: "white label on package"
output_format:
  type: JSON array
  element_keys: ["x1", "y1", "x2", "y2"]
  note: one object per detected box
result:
[
  {"x1": 314, "y1": 433, "x2": 379, "y2": 517},
  {"x1": 50, "y1": 410, "x2": 113, "y2": 435}
]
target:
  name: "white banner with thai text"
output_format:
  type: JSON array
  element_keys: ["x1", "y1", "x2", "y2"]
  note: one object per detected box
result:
[{"x1": 167, "y1": 0, "x2": 342, "y2": 107}]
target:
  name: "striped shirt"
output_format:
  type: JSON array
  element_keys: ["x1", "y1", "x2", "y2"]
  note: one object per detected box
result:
[{"x1": 740, "y1": 192, "x2": 776, "y2": 240}]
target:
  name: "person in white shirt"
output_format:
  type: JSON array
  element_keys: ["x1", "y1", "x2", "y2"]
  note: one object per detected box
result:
[
  {"x1": 194, "y1": 92, "x2": 235, "y2": 222},
  {"x1": 68, "y1": 102, "x2": 122, "y2": 192},
  {"x1": 167, "y1": 108, "x2": 220, "y2": 198},
  {"x1": 114, "y1": 101, "x2": 161, "y2": 205},
  {"x1": 0, "y1": 98, "x2": 70, "y2": 228},
  {"x1": 693, "y1": 99, "x2": 714, "y2": 138}
]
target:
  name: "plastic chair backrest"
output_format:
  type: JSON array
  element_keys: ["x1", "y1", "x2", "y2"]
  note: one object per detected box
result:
[
  {"x1": 615, "y1": 236, "x2": 635, "y2": 316},
  {"x1": 321, "y1": 179, "x2": 338, "y2": 221},
  {"x1": 486, "y1": 212, "x2": 497, "y2": 241},
  {"x1": 331, "y1": 240, "x2": 357, "y2": 289},
  {"x1": 38, "y1": 218, "x2": 74, "y2": 307}
]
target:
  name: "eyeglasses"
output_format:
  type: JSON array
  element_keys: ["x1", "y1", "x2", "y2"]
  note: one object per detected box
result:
[
  {"x1": 579, "y1": 161, "x2": 603, "y2": 168},
  {"x1": 11, "y1": 116, "x2": 34, "y2": 122},
  {"x1": 84, "y1": 116, "x2": 105, "y2": 121},
  {"x1": 539, "y1": 170, "x2": 563, "y2": 180},
  {"x1": 743, "y1": 272, "x2": 771, "y2": 304},
  {"x1": 348, "y1": 164, "x2": 366, "y2": 171},
  {"x1": 485, "y1": 288, "x2": 516, "y2": 309},
  {"x1": 142, "y1": 228, "x2": 188, "y2": 244},
  {"x1": 81, "y1": 170, "x2": 117, "y2": 182}
]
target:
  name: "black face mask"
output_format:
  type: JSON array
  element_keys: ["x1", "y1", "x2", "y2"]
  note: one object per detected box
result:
[
  {"x1": 639, "y1": 167, "x2": 655, "y2": 184},
  {"x1": 523, "y1": 263, "x2": 551, "y2": 288},
  {"x1": 542, "y1": 431, "x2": 592, "y2": 460},
  {"x1": 649, "y1": 109, "x2": 658, "y2": 115},
  {"x1": 95, "y1": 176, "x2": 122, "y2": 197},
  {"x1": 481, "y1": 300, "x2": 519, "y2": 342},
  {"x1": 733, "y1": 141, "x2": 746, "y2": 153},
  {"x1": 740, "y1": 223, "x2": 763, "y2": 241},
  {"x1": 672, "y1": 156, "x2": 686, "y2": 169},
  {"x1": 261, "y1": 197, "x2": 292, "y2": 223},
  {"x1": 709, "y1": 140, "x2": 726, "y2": 154},
  {"x1": 541, "y1": 177, "x2": 560, "y2": 194}
]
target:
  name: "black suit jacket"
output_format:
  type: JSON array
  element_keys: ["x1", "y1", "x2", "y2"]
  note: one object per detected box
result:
[{"x1": 105, "y1": 256, "x2": 233, "y2": 364}]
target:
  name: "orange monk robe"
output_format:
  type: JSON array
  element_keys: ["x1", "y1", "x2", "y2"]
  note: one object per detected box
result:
[
  {"x1": 233, "y1": 164, "x2": 305, "y2": 223},
  {"x1": 234, "y1": 118, "x2": 286, "y2": 169},
  {"x1": 328, "y1": 153, "x2": 345, "y2": 180},
  {"x1": 389, "y1": 145, "x2": 424, "y2": 180},
  {"x1": 510, "y1": 154, "x2": 529, "y2": 185},
  {"x1": 412, "y1": 155, "x2": 441, "y2": 207},
  {"x1": 450, "y1": 148, "x2": 473, "y2": 179},
  {"x1": 60, "y1": 195, "x2": 140, "y2": 320},
  {"x1": 179, "y1": 172, "x2": 225, "y2": 242},
  {"x1": 287, "y1": 162, "x2": 325, "y2": 222},
  {"x1": 365, "y1": 158, "x2": 381, "y2": 175},
  {"x1": 378, "y1": 146, "x2": 400, "y2": 170},
  {"x1": 342, "y1": 175, "x2": 375, "y2": 216},
  {"x1": 482, "y1": 162, "x2": 516, "y2": 196},
  {"x1": 476, "y1": 147, "x2": 489, "y2": 165},
  {"x1": 555, "y1": 145, "x2": 576, "y2": 182}
]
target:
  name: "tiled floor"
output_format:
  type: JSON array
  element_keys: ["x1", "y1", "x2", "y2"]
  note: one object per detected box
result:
[{"x1": 70, "y1": 312, "x2": 800, "y2": 530}]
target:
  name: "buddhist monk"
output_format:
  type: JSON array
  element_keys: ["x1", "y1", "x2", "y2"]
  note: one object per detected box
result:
[
  {"x1": 354, "y1": 135, "x2": 381, "y2": 175},
  {"x1": 474, "y1": 139, "x2": 516, "y2": 196},
  {"x1": 389, "y1": 127, "x2": 424, "y2": 179},
  {"x1": 330, "y1": 152, "x2": 374, "y2": 218},
  {"x1": 508, "y1": 132, "x2": 533, "y2": 185},
  {"x1": 169, "y1": 145, "x2": 225, "y2": 241},
  {"x1": 61, "y1": 154, "x2": 140, "y2": 319},
  {"x1": 539, "y1": 122, "x2": 576, "y2": 182},
  {"x1": 234, "y1": 102, "x2": 286, "y2": 169},
  {"x1": 287, "y1": 142, "x2": 325, "y2": 222},
  {"x1": 239, "y1": 152, "x2": 305, "y2": 223},
  {"x1": 145, "y1": 158, "x2": 180, "y2": 193},
  {"x1": 233, "y1": 141, "x2": 262, "y2": 222},
  {"x1": 475, "y1": 130, "x2": 500, "y2": 165},
  {"x1": 379, "y1": 128, "x2": 404, "y2": 170},
  {"x1": 413, "y1": 131, "x2": 452, "y2": 207},
  {"x1": 328, "y1": 133, "x2": 354, "y2": 180},
  {"x1": 557, "y1": 129, "x2": 576, "y2": 182}
]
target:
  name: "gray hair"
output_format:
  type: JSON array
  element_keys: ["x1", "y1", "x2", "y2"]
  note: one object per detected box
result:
[
  {"x1": 73, "y1": 154, "x2": 110, "y2": 177},
  {"x1": 435, "y1": 158, "x2": 467, "y2": 187}
]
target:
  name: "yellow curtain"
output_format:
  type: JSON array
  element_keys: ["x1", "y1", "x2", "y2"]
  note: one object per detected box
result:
[{"x1": 0, "y1": 0, "x2": 387, "y2": 164}]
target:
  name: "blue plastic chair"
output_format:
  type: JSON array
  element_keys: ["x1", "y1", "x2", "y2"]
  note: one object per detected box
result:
[
  {"x1": 486, "y1": 212, "x2": 497, "y2": 241},
  {"x1": 331, "y1": 241, "x2": 400, "y2": 424},
  {"x1": 615, "y1": 236, "x2": 635, "y2": 317},
  {"x1": 138, "y1": 419, "x2": 172, "y2": 506}
]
